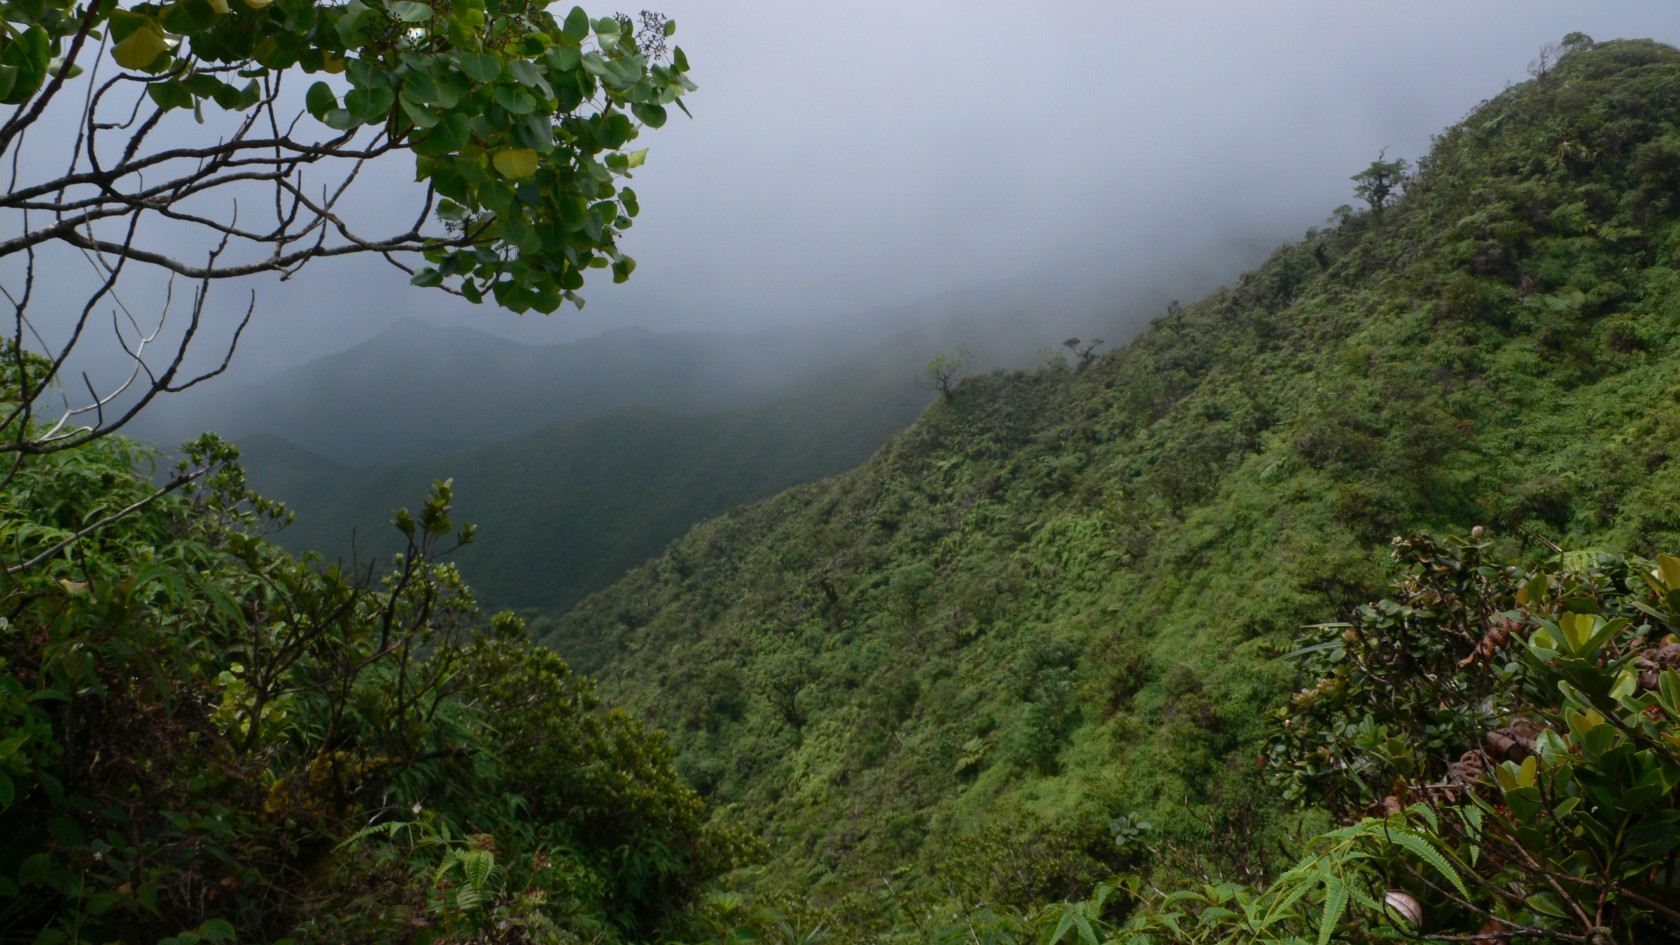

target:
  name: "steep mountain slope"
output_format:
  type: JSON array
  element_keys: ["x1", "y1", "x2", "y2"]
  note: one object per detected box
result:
[{"x1": 545, "y1": 39, "x2": 1680, "y2": 917}]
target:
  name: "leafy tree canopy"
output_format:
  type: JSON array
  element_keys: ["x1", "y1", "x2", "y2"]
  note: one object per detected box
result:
[
  {"x1": 1, "y1": 0, "x2": 691, "y2": 312},
  {"x1": 2, "y1": 0, "x2": 694, "y2": 460}
]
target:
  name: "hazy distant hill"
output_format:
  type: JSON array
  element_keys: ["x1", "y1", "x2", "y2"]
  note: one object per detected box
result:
[
  {"x1": 249, "y1": 303, "x2": 1137, "y2": 612},
  {"x1": 130, "y1": 320, "x2": 883, "y2": 464}
]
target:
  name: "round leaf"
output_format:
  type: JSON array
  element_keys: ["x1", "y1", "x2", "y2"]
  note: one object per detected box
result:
[
  {"x1": 112, "y1": 25, "x2": 170, "y2": 71},
  {"x1": 305, "y1": 81, "x2": 337, "y2": 119},
  {"x1": 458, "y1": 53, "x2": 502, "y2": 83},
  {"x1": 493, "y1": 148, "x2": 539, "y2": 179}
]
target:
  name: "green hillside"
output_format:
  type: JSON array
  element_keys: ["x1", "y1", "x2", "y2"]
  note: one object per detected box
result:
[{"x1": 545, "y1": 37, "x2": 1680, "y2": 928}]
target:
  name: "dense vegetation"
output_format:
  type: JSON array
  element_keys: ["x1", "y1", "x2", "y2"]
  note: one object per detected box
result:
[
  {"x1": 545, "y1": 36, "x2": 1680, "y2": 937},
  {"x1": 8, "y1": 28, "x2": 1680, "y2": 945},
  {"x1": 0, "y1": 363, "x2": 749, "y2": 941}
]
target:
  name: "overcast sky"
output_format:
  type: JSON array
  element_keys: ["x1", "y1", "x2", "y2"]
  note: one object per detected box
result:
[{"x1": 20, "y1": 1, "x2": 1680, "y2": 384}]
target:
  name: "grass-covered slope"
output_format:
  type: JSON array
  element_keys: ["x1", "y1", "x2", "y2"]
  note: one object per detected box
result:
[{"x1": 545, "y1": 39, "x2": 1680, "y2": 912}]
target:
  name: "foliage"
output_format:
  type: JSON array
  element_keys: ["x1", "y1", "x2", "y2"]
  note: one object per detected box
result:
[
  {"x1": 2, "y1": 0, "x2": 693, "y2": 471},
  {"x1": 1062, "y1": 338, "x2": 1105, "y2": 370},
  {"x1": 544, "y1": 38, "x2": 1680, "y2": 935},
  {"x1": 1350, "y1": 152, "x2": 1409, "y2": 212},
  {"x1": 1266, "y1": 535, "x2": 1680, "y2": 940},
  {"x1": 685, "y1": 541, "x2": 1680, "y2": 944},
  {"x1": 12, "y1": 30, "x2": 1680, "y2": 945},
  {"x1": 2, "y1": 0, "x2": 691, "y2": 311},
  {"x1": 910, "y1": 539, "x2": 1680, "y2": 944},
  {"x1": 0, "y1": 350, "x2": 740, "y2": 942},
  {"x1": 918, "y1": 346, "x2": 972, "y2": 400}
]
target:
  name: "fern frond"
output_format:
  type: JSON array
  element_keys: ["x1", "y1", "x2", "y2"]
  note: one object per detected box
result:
[
  {"x1": 1380, "y1": 826, "x2": 1470, "y2": 899},
  {"x1": 1317, "y1": 878, "x2": 1348, "y2": 945}
]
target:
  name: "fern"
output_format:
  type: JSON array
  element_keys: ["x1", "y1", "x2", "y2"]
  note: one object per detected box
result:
[
  {"x1": 1377, "y1": 823, "x2": 1469, "y2": 899},
  {"x1": 1316, "y1": 879, "x2": 1347, "y2": 945},
  {"x1": 462, "y1": 847, "x2": 495, "y2": 890}
]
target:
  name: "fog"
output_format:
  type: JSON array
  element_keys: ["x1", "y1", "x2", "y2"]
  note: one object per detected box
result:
[{"x1": 15, "y1": 1, "x2": 1680, "y2": 390}]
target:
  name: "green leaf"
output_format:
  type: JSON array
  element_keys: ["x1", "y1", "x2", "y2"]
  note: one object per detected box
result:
[
  {"x1": 1660, "y1": 670, "x2": 1680, "y2": 716},
  {"x1": 1072, "y1": 909, "x2": 1097, "y2": 945},
  {"x1": 148, "y1": 80, "x2": 195, "y2": 111},
  {"x1": 493, "y1": 85, "x2": 536, "y2": 114},
  {"x1": 112, "y1": 25, "x2": 170, "y2": 71},
  {"x1": 415, "y1": 112, "x2": 470, "y2": 154},
  {"x1": 1560, "y1": 611, "x2": 1592, "y2": 652},
  {"x1": 197, "y1": 919, "x2": 236, "y2": 942},
  {"x1": 492, "y1": 148, "x2": 539, "y2": 178},
  {"x1": 1385, "y1": 827, "x2": 1469, "y2": 898},
  {"x1": 388, "y1": 1, "x2": 431, "y2": 23},
  {"x1": 18, "y1": 852, "x2": 50, "y2": 886},
  {"x1": 402, "y1": 70, "x2": 459, "y2": 108},
  {"x1": 551, "y1": 46, "x2": 581, "y2": 71},
  {"x1": 1317, "y1": 878, "x2": 1348, "y2": 945},
  {"x1": 305, "y1": 81, "x2": 337, "y2": 119},
  {"x1": 321, "y1": 108, "x2": 359, "y2": 131},
  {"x1": 1658, "y1": 553, "x2": 1680, "y2": 589},
  {"x1": 561, "y1": 6, "x2": 590, "y2": 42},
  {"x1": 1581, "y1": 616, "x2": 1628, "y2": 658},
  {"x1": 48, "y1": 815, "x2": 83, "y2": 848},
  {"x1": 507, "y1": 58, "x2": 545, "y2": 90},
  {"x1": 399, "y1": 96, "x2": 438, "y2": 129},
  {"x1": 344, "y1": 86, "x2": 394, "y2": 121},
  {"x1": 459, "y1": 52, "x2": 502, "y2": 83},
  {"x1": 1610, "y1": 668, "x2": 1638, "y2": 701},
  {"x1": 462, "y1": 848, "x2": 493, "y2": 888},
  {"x1": 160, "y1": 0, "x2": 217, "y2": 35},
  {"x1": 1527, "y1": 891, "x2": 1569, "y2": 917},
  {"x1": 1046, "y1": 908, "x2": 1074, "y2": 945}
]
